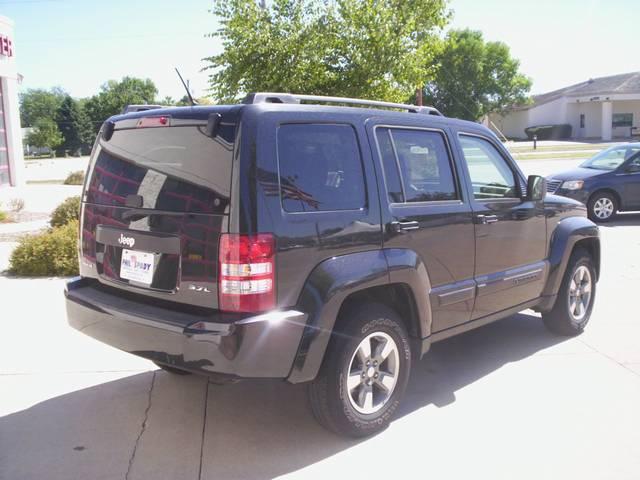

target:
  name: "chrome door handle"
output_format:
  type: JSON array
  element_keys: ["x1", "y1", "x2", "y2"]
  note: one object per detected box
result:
[
  {"x1": 391, "y1": 220, "x2": 420, "y2": 233},
  {"x1": 476, "y1": 214, "x2": 499, "y2": 225}
]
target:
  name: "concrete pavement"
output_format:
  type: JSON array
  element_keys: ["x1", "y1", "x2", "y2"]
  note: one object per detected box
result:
[
  {"x1": 2, "y1": 217, "x2": 640, "y2": 480},
  {"x1": 1, "y1": 158, "x2": 640, "y2": 480}
]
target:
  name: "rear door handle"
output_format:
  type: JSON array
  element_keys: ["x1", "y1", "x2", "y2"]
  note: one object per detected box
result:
[
  {"x1": 476, "y1": 214, "x2": 499, "y2": 225},
  {"x1": 391, "y1": 220, "x2": 420, "y2": 233}
]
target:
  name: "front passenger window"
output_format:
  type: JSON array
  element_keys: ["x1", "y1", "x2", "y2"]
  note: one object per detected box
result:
[{"x1": 460, "y1": 135, "x2": 518, "y2": 200}]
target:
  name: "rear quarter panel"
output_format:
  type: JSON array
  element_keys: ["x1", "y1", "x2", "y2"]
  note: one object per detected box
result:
[{"x1": 239, "y1": 106, "x2": 385, "y2": 309}]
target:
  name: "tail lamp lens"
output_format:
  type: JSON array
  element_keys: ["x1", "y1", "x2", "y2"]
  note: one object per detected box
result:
[{"x1": 219, "y1": 233, "x2": 275, "y2": 312}]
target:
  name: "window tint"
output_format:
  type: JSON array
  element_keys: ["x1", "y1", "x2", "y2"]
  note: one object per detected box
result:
[
  {"x1": 277, "y1": 124, "x2": 366, "y2": 212},
  {"x1": 87, "y1": 149, "x2": 228, "y2": 214},
  {"x1": 628, "y1": 151, "x2": 640, "y2": 167},
  {"x1": 582, "y1": 145, "x2": 640, "y2": 171},
  {"x1": 85, "y1": 122, "x2": 235, "y2": 213},
  {"x1": 459, "y1": 135, "x2": 518, "y2": 200},
  {"x1": 377, "y1": 128, "x2": 404, "y2": 203},
  {"x1": 381, "y1": 129, "x2": 458, "y2": 203}
]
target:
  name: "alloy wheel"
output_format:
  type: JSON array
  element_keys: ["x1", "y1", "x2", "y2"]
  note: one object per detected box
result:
[
  {"x1": 568, "y1": 265, "x2": 592, "y2": 322},
  {"x1": 593, "y1": 197, "x2": 614, "y2": 219},
  {"x1": 346, "y1": 332, "x2": 400, "y2": 415}
]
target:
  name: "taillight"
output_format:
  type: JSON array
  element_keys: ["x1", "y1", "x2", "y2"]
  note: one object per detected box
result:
[{"x1": 219, "y1": 233, "x2": 276, "y2": 312}]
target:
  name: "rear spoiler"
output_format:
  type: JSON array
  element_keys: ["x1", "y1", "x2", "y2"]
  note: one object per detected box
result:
[{"x1": 121, "y1": 104, "x2": 165, "y2": 114}]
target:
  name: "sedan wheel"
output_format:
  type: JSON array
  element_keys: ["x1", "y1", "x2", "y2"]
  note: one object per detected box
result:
[
  {"x1": 593, "y1": 197, "x2": 614, "y2": 220},
  {"x1": 588, "y1": 192, "x2": 617, "y2": 222}
]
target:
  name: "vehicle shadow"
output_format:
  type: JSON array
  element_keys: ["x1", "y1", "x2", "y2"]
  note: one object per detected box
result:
[
  {"x1": 604, "y1": 212, "x2": 640, "y2": 227},
  {"x1": 0, "y1": 312, "x2": 568, "y2": 480}
]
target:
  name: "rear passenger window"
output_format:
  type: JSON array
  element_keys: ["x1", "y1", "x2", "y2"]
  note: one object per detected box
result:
[
  {"x1": 376, "y1": 128, "x2": 458, "y2": 203},
  {"x1": 376, "y1": 128, "x2": 404, "y2": 203},
  {"x1": 277, "y1": 124, "x2": 366, "y2": 212}
]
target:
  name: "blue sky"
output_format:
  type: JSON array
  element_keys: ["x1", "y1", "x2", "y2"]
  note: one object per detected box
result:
[{"x1": 1, "y1": 0, "x2": 639, "y2": 100}]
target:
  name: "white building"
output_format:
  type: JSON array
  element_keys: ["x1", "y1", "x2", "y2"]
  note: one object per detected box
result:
[
  {"x1": 489, "y1": 72, "x2": 640, "y2": 141},
  {"x1": 0, "y1": 15, "x2": 24, "y2": 187}
]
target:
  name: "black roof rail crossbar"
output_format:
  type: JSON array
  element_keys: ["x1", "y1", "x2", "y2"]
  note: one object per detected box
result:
[{"x1": 242, "y1": 92, "x2": 443, "y2": 116}]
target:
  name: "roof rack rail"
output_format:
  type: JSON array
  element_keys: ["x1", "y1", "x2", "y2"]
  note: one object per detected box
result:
[{"x1": 242, "y1": 92, "x2": 443, "y2": 116}]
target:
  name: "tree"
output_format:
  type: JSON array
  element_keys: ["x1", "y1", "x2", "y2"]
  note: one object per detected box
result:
[
  {"x1": 56, "y1": 96, "x2": 94, "y2": 155},
  {"x1": 84, "y1": 77, "x2": 158, "y2": 133},
  {"x1": 205, "y1": 0, "x2": 450, "y2": 103},
  {"x1": 19, "y1": 87, "x2": 66, "y2": 127},
  {"x1": 159, "y1": 95, "x2": 175, "y2": 106},
  {"x1": 424, "y1": 29, "x2": 532, "y2": 121},
  {"x1": 26, "y1": 118, "x2": 63, "y2": 152}
]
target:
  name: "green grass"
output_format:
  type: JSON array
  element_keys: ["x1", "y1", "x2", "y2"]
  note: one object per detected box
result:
[
  {"x1": 507, "y1": 142, "x2": 614, "y2": 153},
  {"x1": 25, "y1": 179, "x2": 65, "y2": 185},
  {"x1": 509, "y1": 151, "x2": 594, "y2": 161}
]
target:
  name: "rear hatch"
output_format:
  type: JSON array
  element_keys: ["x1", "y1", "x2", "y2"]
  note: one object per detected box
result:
[{"x1": 79, "y1": 107, "x2": 238, "y2": 309}]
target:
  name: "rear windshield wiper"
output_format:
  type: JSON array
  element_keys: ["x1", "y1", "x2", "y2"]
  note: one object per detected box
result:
[{"x1": 122, "y1": 209, "x2": 190, "y2": 221}]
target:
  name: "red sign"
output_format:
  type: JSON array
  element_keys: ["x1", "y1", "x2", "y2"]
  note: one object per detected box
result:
[{"x1": 0, "y1": 35, "x2": 13, "y2": 57}]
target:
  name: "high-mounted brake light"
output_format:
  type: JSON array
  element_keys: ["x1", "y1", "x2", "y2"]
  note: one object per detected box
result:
[
  {"x1": 219, "y1": 234, "x2": 276, "y2": 312},
  {"x1": 136, "y1": 116, "x2": 170, "y2": 128}
]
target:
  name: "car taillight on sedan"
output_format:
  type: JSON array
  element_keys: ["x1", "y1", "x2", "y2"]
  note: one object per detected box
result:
[{"x1": 219, "y1": 233, "x2": 276, "y2": 312}]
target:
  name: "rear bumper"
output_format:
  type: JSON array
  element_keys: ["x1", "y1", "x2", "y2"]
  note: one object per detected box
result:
[{"x1": 65, "y1": 278, "x2": 307, "y2": 379}]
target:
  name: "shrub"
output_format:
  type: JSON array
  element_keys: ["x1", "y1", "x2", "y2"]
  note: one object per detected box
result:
[
  {"x1": 64, "y1": 170, "x2": 85, "y2": 185},
  {"x1": 9, "y1": 220, "x2": 79, "y2": 276},
  {"x1": 50, "y1": 196, "x2": 81, "y2": 228},
  {"x1": 0, "y1": 210, "x2": 8, "y2": 223},
  {"x1": 524, "y1": 124, "x2": 572, "y2": 140},
  {"x1": 8, "y1": 198, "x2": 25, "y2": 212}
]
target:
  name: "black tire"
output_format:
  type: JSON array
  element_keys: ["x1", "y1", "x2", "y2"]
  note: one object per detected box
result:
[
  {"x1": 154, "y1": 362, "x2": 192, "y2": 375},
  {"x1": 308, "y1": 303, "x2": 411, "y2": 438},
  {"x1": 587, "y1": 191, "x2": 617, "y2": 223},
  {"x1": 542, "y1": 248, "x2": 596, "y2": 336}
]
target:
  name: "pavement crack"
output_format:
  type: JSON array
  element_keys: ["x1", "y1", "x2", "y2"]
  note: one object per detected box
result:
[
  {"x1": 578, "y1": 338, "x2": 640, "y2": 379},
  {"x1": 198, "y1": 380, "x2": 210, "y2": 480},
  {"x1": 125, "y1": 371, "x2": 156, "y2": 480}
]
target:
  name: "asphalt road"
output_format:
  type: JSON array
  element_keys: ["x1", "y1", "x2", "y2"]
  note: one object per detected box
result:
[{"x1": 1, "y1": 157, "x2": 639, "y2": 480}]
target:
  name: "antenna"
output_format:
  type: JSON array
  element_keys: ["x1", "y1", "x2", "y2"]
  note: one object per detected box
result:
[{"x1": 174, "y1": 67, "x2": 197, "y2": 106}]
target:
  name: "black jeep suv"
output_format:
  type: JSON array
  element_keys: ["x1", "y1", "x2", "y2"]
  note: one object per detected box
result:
[{"x1": 65, "y1": 93, "x2": 600, "y2": 437}]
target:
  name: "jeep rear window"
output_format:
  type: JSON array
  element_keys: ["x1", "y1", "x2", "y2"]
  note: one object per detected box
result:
[
  {"x1": 276, "y1": 124, "x2": 366, "y2": 213},
  {"x1": 377, "y1": 127, "x2": 459, "y2": 203},
  {"x1": 85, "y1": 124, "x2": 235, "y2": 214}
]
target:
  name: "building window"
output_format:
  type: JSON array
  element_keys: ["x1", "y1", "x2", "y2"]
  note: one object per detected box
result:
[
  {"x1": 612, "y1": 113, "x2": 633, "y2": 128},
  {"x1": 580, "y1": 114, "x2": 585, "y2": 129}
]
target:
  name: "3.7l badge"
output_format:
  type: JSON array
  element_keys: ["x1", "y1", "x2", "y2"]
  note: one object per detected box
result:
[{"x1": 188, "y1": 284, "x2": 212, "y2": 293}]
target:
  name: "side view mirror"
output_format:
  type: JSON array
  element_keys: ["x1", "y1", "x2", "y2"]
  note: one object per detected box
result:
[
  {"x1": 525, "y1": 175, "x2": 546, "y2": 202},
  {"x1": 626, "y1": 163, "x2": 640, "y2": 173}
]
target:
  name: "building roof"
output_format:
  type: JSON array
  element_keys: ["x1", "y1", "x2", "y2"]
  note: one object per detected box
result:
[{"x1": 519, "y1": 71, "x2": 640, "y2": 110}]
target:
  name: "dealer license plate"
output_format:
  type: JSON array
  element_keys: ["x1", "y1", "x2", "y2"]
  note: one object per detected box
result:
[{"x1": 120, "y1": 249, "x2": 155, "y2": 285}]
